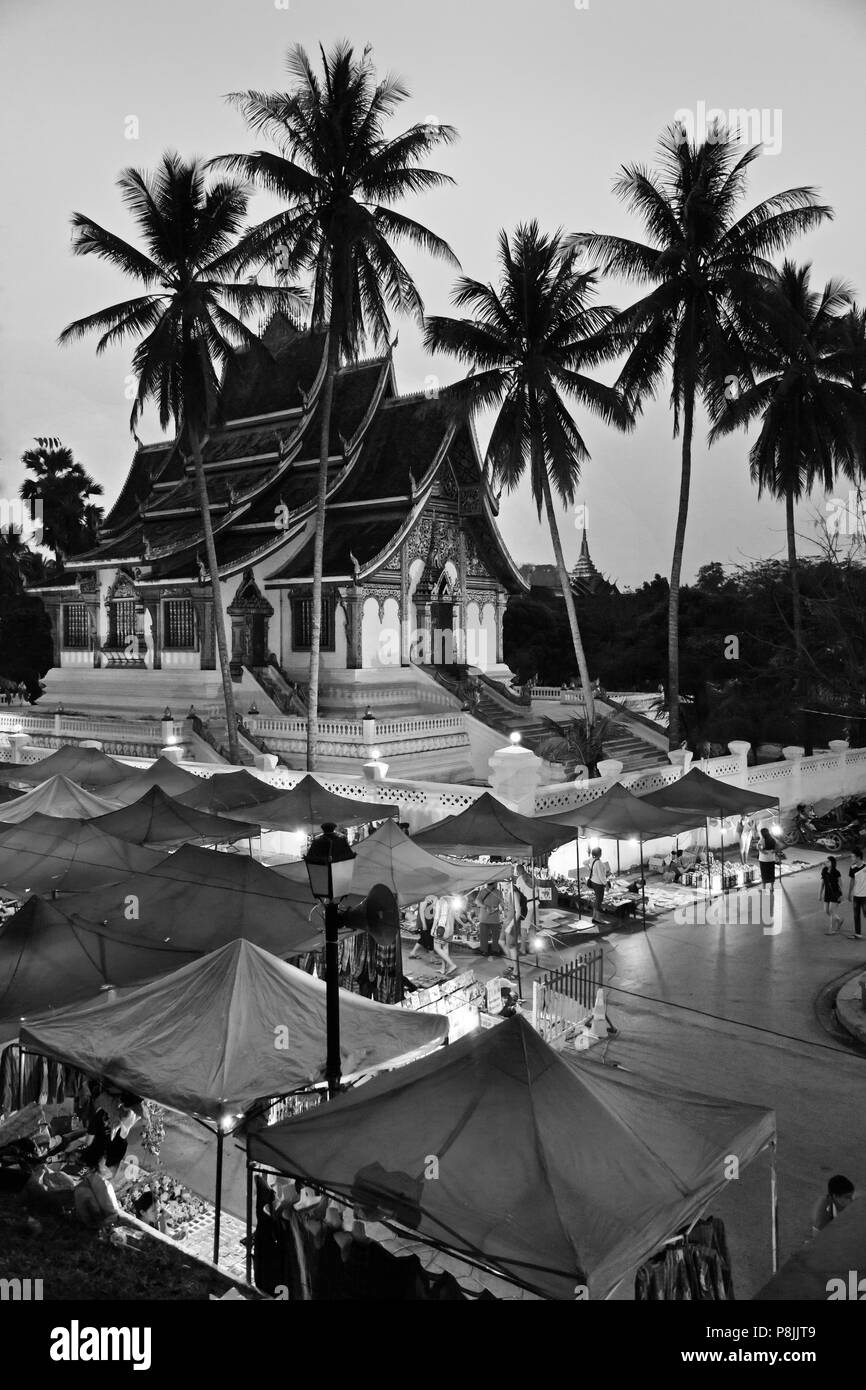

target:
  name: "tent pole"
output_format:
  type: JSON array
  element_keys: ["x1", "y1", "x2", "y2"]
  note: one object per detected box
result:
[
  {"x1": 640, "y1": 836, "x2": 646, "y2": 931},
  {"x1": 575, "y1": 836, "x2": 581, "y2": 920},
  {"x1": 719, "y1": 811, "x2": 726, "y2": 895},
  {"x1": 17, "y1": 1044, "x2": 25, "y2": 1111},
  {"x1": 325, "y1": 900, "x2": 342, "y2": 1098},
  {"x1": 705, "y1": 817, "x2": 711, "y2": 900},
  {"x1": 245, "y1": 1160, "x2": 253, "y2": 1285},
  {"x1": 213, "y1": 1127, "x2": 224, "y2": 1266},
  {"x1": 769, "y1": 1136, "x2": 779, "y2": 1273}
]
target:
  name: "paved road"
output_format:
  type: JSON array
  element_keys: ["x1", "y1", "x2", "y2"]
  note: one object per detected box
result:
[{"x1": 406, "y1": 850, "x2": 866, "y2": 1299}]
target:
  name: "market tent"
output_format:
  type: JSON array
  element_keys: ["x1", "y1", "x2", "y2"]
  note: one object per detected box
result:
[
  {"x1": 274, "y1": 817, "x2": 515, "y2": 901},
  {"x1": 0, "y1": 897, "x2": 173, "y2": 1041},
  {"x1": 545, "y1": 782, "x2": 706, "y2": 838},
  {"x1": 90, "y1": 786, "x2": 256, "y2": 846},
  {"x1": 107, "y1": 755, "x2": 205, "y2": 806},
  {"x1": 20, "y1": 938, "x2": 448, "y2": 1118},
  {"x1": 641, "y1": 768, "x2": 778, "y2": 818},
  {"x1": 228, "y1": 774, "x2": 398, "y2": 833},
  {"x1": 62, "y1": 843, "x2": 322, "y2": 950},
  {"x1": 248, "y1": 1013, "x2": 774, "y2": 1300},
  {"x1": 0, "y1": 745, "x2": 130, "y2": 791},
  {"x1": 0, "y1": 814, "x2": 166, "y2": 897},
  {"x1": 0, "y1": 857, "x2": 325, "y2": 1042},
  {"x1": 174, "y1": 768, "x2": 285, "y2": 814},
  {"x1": 412, "y1": 792, "x2": 574, "y2": 857},
  {"x1": 0, "y1": 775, "x2": 122, "y2": 823},
  {"x1": 754, "y1": 1197, "x2": 866, "y2": 1300}
]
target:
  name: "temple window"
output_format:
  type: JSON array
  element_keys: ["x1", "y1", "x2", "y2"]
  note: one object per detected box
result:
[
  {"x1": 163, "y1": 598, "x2": 196, "y2": 650},
  {"x1": 107, "y1": 598, "x2": 137, "y2": 648},
  {"x1": 62, "y1": 603, "x2": 89, "y2": 649},
  {"x1": 291, "y1": 595, "x2": 335, "y2": 651}
]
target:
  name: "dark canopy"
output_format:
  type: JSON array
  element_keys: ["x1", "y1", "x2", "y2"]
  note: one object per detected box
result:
[
  {"x1": 0, "y1": 745, "x2": 130, "y2": 791},
  {"x1": 641, "y1": 768, "x2": 778, "y2": 818},
  {"x1": 0, "y1": 814, "x2": 166, "y2": 897},
  {"x1": 20, "y1": 939, "x2": 448, "y2": 1119},
  {"x1": 175, "y1": 769, "x2": 286, "y2": 814},
  {"x1": 228, "y1": 774, "x2": 398, "y2": 834},
  {"x1": 63, "y1": 843, "x2": 321, "y2": 948},
  {"x1": 545, "y1": 782, "x2": 705, "y2": 839},
  {"x1": 248, "y1": 1014, "x2": 774, "y2": 1300},
  {"x1": 0, "y1": 854, "x2": 324, "y2": 1040},
  {"x1": 107, "y1": 755, "x2": 204, "y2": 806},
  {"x1": 90, "y1": 786, "x2": 256, "y2": 846},
  {"x1": 412, "y1": 792, "x2": 574, "y2": 857}
]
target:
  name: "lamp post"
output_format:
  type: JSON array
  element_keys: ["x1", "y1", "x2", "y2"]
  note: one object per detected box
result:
[{"x1": 304, "y1": 822, "x2": 356, "y2": 1099}]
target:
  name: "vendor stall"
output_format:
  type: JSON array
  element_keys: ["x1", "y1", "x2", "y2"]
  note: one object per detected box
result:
[{"x1": 247, "y1": 1013, "x2": 777, "y2": 1300}]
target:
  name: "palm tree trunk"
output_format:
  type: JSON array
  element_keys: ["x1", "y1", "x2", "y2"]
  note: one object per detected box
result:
[
  {"x1": 785, "y1": 486, "x2": 806, "y2": 744},
  {"x1": 668, "y1": 386, "x2": 694, "y2": 748},
  {"x1": 191, "y1": 429, "x2": 239, "y2": 764},
  {"x1": 306, "y1": 330, "x2": 341, "y2": 771},
  {"x1": 539, "y1": 465, "x2": 596, "y2": 727}
]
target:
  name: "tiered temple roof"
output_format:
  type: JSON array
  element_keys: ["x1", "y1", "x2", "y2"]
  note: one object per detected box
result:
[{"x1": 56, "y1": 314, "x2": 526, "y2": 596}]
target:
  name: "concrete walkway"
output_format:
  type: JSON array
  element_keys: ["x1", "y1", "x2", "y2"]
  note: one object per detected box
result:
[{"x1": 404, "y1": 847, "x2": 866, "y2": 1299}]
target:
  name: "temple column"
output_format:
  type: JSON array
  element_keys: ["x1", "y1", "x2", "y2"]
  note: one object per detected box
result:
[
  {"x1": 495, "y1": 591, "x2": 507, "y2": 665},
  {"x1": 399, "y1": 544, "x2": 410, "y2": 666},
  {"x1": 455, "y1": 531, "x2": 468, "y2": 664},
  {"x1": 415, "y1": 599, "x2": 432, "y2": 665},
  {"x1": 196, "y1": 596, "x2": 216, "y2": 670},
  {"x1": 344, "y1": 585, "x2": 363, "y2": 669},
  {"x1": 144, "y1": 597, "x2": 162, "y2": 670}
]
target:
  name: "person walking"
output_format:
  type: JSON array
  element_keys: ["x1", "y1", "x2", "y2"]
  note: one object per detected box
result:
[
  {"x1": 846, "y1": 851, "x2": 866, "y2": 940},
  {"x1": 587, "y1": 847, "x2": 610, "y2": 922},
  {"x1": 431, "y1": 895, "x2": 457, "y2": 977},
  {"x1": 409, "y1": 894, "x2": 437, "y2": 962},
  {"x1": 819, "y1": 856, "x2": 845, "y2": 935},
  {"x1": 514, "y1": 863, "x2": 537, "y2": 953}
]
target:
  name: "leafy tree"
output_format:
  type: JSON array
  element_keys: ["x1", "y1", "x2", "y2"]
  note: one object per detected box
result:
[
  {"x1": 579, "y1": 125, "x2": 831, "y2": 744},
  {"x1": 217, "y1": 41, "x2": 458, "y2": 769},
  {"x1": 19, "y1": 437, "x2": 102, "y2": 562},
  {"x1": 710, "y1": 262, "x2": 866, "y2": 739},
  {"x1": 425, "y1": 222, "x2": 632, "y2": 729},
  {"x1": 58, "y1": 153, "x2": 303, "y2": 763}
]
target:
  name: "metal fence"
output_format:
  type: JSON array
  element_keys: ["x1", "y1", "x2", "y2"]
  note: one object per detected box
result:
[{"x1": 530, "y1": 945, "x2": 604, "y2": 1044}]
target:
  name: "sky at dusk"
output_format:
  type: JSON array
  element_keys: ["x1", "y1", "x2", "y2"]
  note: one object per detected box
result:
[{"x1": 1, "y1": 0, "x2": 864, "y2": 588}]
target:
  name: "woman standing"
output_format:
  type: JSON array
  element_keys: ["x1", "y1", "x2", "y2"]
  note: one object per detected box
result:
[
  {"x1": 757, "y1": 827, "x2": 780, "y2": 902},
  {"x1": 739, "y1": 815, "x2": 755, "y2": 865},
  {"x1": 819, "y1": 856, "x2": 845, "y2": 934}
]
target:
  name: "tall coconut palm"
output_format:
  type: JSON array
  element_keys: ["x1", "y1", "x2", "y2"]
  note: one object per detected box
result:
[
  {"x1": 59, "y1": 153, "x2": 303, "y2": 764},
  {"x1": 833, "y1": 303, "x2": 866, "y2": 482},
  {"x1": 424, "y1": 222, "x2": 633, "y2": 728},
  {"x1": 710, "y1": 262, "x2": 866, "y2": 722},
  {"x1": 214, "y1": 41, "x2": 458, "y2": 770},
  {"x1": 19, "y1": 437, "x2": 103, "y2": 563},
  {"x1": 577, "y1": 126, "x2": 831, "y2": 745}
]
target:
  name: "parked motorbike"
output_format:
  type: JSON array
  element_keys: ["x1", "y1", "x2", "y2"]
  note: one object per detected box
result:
[{"x1": 782, "y1": 805, "x2": 844, "y2": 851}]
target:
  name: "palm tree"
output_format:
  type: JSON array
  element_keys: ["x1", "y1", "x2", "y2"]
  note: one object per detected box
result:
[
  {"x1": 215, "y1": 41, "x2": 458, "y2": 770},
  {"x1": 424, "y1": 222, "x2": 633, "y2": 728},
  {"x1": 59, "y1": 153, "x2": 303, "y2": 764},
  {"x1": 834, "y1": 303, "x2": 866, "y2": 483},
  {"x1": 577, "y1": 125, "x2": 831, "y2": 745},
  {"x1": 710, "y1": 262, "x2": 866, "y2": 725},
  {"x1": 19, "y1": 437, "x2": 103, "y2": 562}
]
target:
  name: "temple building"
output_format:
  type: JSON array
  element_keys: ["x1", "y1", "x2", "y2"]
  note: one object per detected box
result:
[{"x1": 33, "y1": 316, "x2": 527, "y2": 720}]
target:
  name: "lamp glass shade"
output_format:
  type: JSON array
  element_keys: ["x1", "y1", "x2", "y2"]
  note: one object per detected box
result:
[{"x1": 304, "y1": 823, "x2": 356, "y2": 902}]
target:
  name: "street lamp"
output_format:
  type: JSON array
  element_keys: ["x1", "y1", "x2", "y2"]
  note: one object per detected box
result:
[{"x1": 304, "y1": 823, "x2": 356, "y2": 1098}]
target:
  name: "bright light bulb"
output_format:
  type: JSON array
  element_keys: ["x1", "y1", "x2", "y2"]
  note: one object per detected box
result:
[
  {"x1": 532, "y1": 936, "x2": 544, "y2": 951},
  {"x1": 771, "y1": 823, "x2": 782, "y2": 835},
  {"x1": 452, "y1": 895, "x2": 466, "y2": 910},
  {"x1": 509, "y1": 731, "x2": 522, "y2": 745}
]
